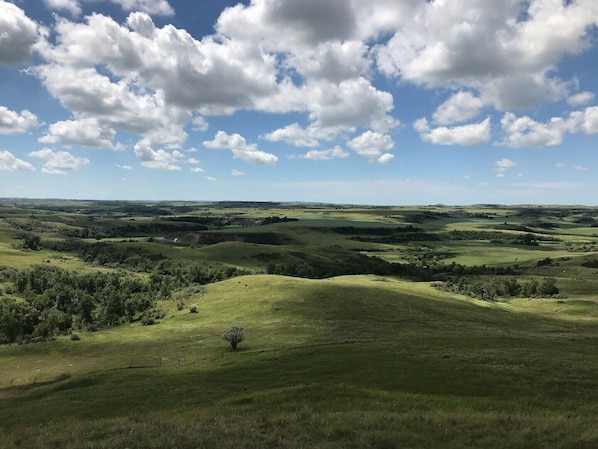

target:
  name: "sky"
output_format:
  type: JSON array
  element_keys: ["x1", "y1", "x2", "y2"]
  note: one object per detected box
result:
[{"x1": 1, "y1": 0, "x2": 597, "y2": 205}]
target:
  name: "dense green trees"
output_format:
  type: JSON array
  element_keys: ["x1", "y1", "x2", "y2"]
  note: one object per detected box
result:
[
  {"x1": 0, "y1": 265, "x2": 159, "y2": 343},
  {"x1": 433, "y1": 276, "x2": 559, "y2": 301},
  {"x1": 21, "y1": 233, "x2": 41, "y2": 250},
  {"x1": 267, "y1": 255, "x2": 520, "y2": 281},
  {"x1": 0, "y1": 259, "x2": 252, "y2": 344}
]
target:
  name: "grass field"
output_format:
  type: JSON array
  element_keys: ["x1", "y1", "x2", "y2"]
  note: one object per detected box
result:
[
  {"x1": 1, "y1": 275, "x2": 597, "y2": 448},
  {"x1": 1, "y1": 201, "x2": 598, "y2": 448}
]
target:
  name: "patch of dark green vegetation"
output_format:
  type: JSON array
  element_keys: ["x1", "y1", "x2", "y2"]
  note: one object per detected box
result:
[
  {"x1": 152, "y1": 259, "x2": 251, "y2": 287},
  {"x1": 0, "y1": 258, "x2": 251, "y2": 344},
  {"x1": 267, "y1": 250, "x2": 521, "y2": 280},
  {"x1": 0, "y1": 264, "x2": 159, "y2": 343},
  {"x1": 330, "y1": 227, "x2": 558, "y2": 246},
  {"x1": 57, "y1": 220, "x2": 212, "y2": 238},
  {"x1": 46, "y1": 240, "x2": 164, "y2": 270},
  {"x1": 195, "y1": 231, "x2": 290, "y2": 245},
  {"x1": 433, "y1": 276, "x2": 559, "y2": 301},
  {"x1": 581, "y1": 259, "x2": 598, "y2": 268}
]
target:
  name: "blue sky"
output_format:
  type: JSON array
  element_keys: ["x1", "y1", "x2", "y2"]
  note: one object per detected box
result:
[{"x1": 1, "y1": 0, "x2": 597, "y2": 205}]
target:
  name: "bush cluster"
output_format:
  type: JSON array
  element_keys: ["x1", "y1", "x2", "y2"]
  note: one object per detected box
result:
[{"x1": 433, "y1": 276, "x2": 559, "y2": 301}]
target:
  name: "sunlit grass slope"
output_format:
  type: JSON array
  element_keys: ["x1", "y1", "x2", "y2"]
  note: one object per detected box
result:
[{"x1": 1, "y1": 274, "x2": 597, "y2": 448}]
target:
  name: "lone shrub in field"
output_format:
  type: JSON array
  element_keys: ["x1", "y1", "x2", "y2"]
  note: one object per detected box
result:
[
  {"x1": 222, "y1": 325, "x2": 244, "y2": 349},
  {"x1": 189, "y1": 304, "x2": 198, "y2": 313}
]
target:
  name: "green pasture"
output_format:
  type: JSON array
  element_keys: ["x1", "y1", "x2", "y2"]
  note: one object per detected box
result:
[
  {"x1": 1, "y1": 274, "x2": 598, "y2": 448},
  {"x1": 2, "y1": 201, "x2": 598, "y2": 447}
]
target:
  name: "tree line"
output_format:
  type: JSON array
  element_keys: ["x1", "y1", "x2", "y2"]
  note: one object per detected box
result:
[
  {"x1": 0, "y1": 261, "x2": 251, "y2": 345},
  {"x1": 266, "y1": 253, "x2": 521, "y2": 281},
  {"x1": 432, "y1": 276, "x2": 559, "y2": 301}
]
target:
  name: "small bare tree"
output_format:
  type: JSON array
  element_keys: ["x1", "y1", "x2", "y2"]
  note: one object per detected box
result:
[{"x1": 222, "y1": 325, "x2": 244, "y2": 349}]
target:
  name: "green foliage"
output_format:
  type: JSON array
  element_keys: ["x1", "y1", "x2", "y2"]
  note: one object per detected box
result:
[
  {"x1": 0, "y1": 298, "x2": 37, "y2": 343},
  {"x1": 260, "y1": 215, "x2": 298, "y2": 225},
  {"x1": 513, "y1": 233, "x2": 539, "y2": 246},
  {"x1": 77, "y1": 242, "x2": 160, "y2": 271},
  {"x1": 0, "y1": 265, "x2": 162, "y2": 343},
  {"x1": 56, "y1": 220, "x2": 212, "y2": 239},
  {"x1": 0, "y1": 252, "x2": 249, "y2": 345},
  {"x1": 520, "y1": 278, "x2": 539, "y2": 297},
  {"x1": 189, "y1": 304, "x2": 198, "y2": 313},
  {"x1": 538, "y1": 277, "x2": 559, "y2": 296},
  {"x1": 21, "y1": 233, "x2": 41, "y2": 250},
  {"x1": 536, "y1": 257, "x2": 554, "y2": 267},
  {"x1": 152, "y1": 260, "x2": 251, "y2": 288},
  {"x1": 222, "y1": 325, "x2": 244, "y2": 349},
  {"x1": 33, "y1": 308, "x2": 72, "y2": 339},
  {"x1": 434, "y1": 276, "x2": 559, "y2": 300}
]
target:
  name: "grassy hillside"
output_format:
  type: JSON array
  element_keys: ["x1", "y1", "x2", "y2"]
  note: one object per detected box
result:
[
  {"x1": 1, "y1": 274, "x2": 597, "y2": 448},
  {"x1": 2, "y1": 200, "x2": 598, "y2": 447}
]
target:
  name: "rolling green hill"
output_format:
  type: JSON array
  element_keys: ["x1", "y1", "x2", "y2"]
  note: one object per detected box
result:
[
  {"x1": 1, "y1": 274, "x2": 597, "y2": 448},
  {"x1": 2, "y1": 201, "x2": 598, "y2": 447}
]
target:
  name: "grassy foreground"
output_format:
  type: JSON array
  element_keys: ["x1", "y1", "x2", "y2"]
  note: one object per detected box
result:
[{"x1": 1, "y1": 274, "x2": 597, "y2": 448}]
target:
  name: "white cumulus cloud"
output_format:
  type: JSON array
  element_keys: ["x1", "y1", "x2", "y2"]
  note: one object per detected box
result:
[
  {"x1": 43, "y1": 0, "x2": 81, "y2": 16},
  {"x1": 499, "y1": 106, "x2": 598, "y2": 148},
  {"x1": 40, "y1": 118, "x2": 117, "y2": 149},
  {"x1": 29, "y1": 3, "x2": 403, "y2": 169},
  {"x1": 377, "y1": 153, "x2": 394, "y2": 165},
  {"x1": 133, "y1": 142, "x2": 185, "y2": 170},
  {"x1": 567, "y1": 106, "x2": 598, "y2": 135},
  {"x1": 261, "y1": 123, "x2": 320, "y2": 148},
  {"x1": 567, "y1": 91, "x2": 595, "y2": 107},
  {"x1": 414, "y1": 117, "x2": 491, "y2": 146},
  {"x1": 433, "y1": 91, "x2": 484, "y2": 125},
  {"x1": 500, "y1": 112, "x2": 568, "y2": 147},
  {"x1": 376, "y1": 0, "x2": 598, "y2": 110},
  {"x1": 204, "y1": 131, "x2": 278, "y2": 165},
  {"x1": 493, "y1": 158, "x2": 516, "y2": 177},
  {"x1": 300, "y1": 145, "x2": 349, "y2": 161},
  {"x1": 347, "y1": 131, "x2": 394, "y2": 159},
  {"x1": 0, "y1": 107, "x2": 37, "y2": 134},
  {"x1": 191, "y1": 116, "x2": 209, "y2": 132},
  {"x1": 0, "y1": 150, "x2": 35, "y2": 171},
  {"x1": 43, "y1": 0, "x2": 174, "y2": 16},
  {"x1": 0, "y1": 1, "x2": 39, "y2": 66},
  {"x1": 29, "y1": 148, "x2": 90, "y2": 174},
  {"x1": 112, "y1": 0, "x2": 174, "y2": 16}
]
